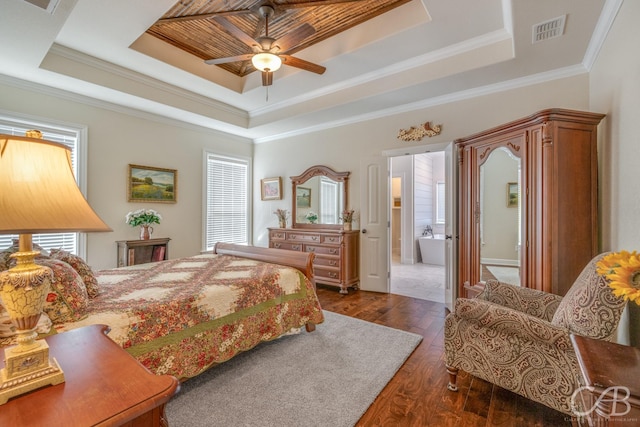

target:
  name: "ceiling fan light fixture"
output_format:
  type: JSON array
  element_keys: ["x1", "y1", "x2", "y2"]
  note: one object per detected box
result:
[{"x1": 252, "y1": 53, "x2": 282, "y2": 72}]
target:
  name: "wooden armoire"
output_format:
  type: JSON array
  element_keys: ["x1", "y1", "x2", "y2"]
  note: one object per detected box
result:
[{"x1": 456, "y1": 108, "x2": 605, "y2": 297}]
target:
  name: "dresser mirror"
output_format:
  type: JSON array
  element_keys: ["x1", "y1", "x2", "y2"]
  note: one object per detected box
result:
[
  {"x1": 478, "y1": 146, "x2": 522, "y2": 284},
  {"x1": 290, "y1": 165, "x2": 350, "y2": 229}
]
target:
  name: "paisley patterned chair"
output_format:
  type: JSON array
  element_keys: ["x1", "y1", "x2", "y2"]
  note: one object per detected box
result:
[{"x1": 444, "y1": 253, "x2": 627, "y2": 415}]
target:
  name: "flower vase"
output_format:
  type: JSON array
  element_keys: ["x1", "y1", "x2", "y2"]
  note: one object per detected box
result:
[
  {"x1": 279, "y1": 219, "x2": 286, "y2": 228},
  {"x1": 343, "y1": 222, "x2": 352, "y2": 231},
  {"x1": 140, "y1": 225, "x2": 153, "y2": 240}
]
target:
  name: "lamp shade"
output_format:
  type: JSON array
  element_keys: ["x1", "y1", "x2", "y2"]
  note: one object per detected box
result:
[
  {"x1": 0, "y1": 134, "x2": 111, "y2": 234},
  {"x1": 251, "y1": 53, "x2": 282, "y2": 72}
]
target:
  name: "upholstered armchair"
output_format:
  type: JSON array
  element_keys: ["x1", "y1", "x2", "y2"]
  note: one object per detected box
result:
[{"x1": 444, "y1": 253, "x2": 627, "y2": 416}]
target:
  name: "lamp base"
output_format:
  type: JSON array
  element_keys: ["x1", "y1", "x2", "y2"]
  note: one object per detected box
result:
[{"x1": 0, "y1": 339, "x2": 65, "y2": 405}]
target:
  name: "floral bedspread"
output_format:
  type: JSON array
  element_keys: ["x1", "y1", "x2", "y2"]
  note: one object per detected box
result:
[{"x1": 53, "y1": 253, "x2": 324, "y2": 379}]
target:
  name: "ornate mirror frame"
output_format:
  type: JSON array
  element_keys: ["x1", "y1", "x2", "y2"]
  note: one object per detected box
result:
[{"x1": 291, "y1": 165, "x2": 350, "y2": 230}]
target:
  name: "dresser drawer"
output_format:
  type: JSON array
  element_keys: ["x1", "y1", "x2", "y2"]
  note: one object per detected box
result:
[
  {"x1": 269, "y1": 230, "x2": 287, "y2": 240},
  {"x1": 305, "y1": 245, "x2": 341, "y2": 257},
  {"x1": 313, "y1": 257, "x2": 340, "y2": 268},
  {"x1": 270, "y1": 241, "x2": 303, "y2": 251},
  {"x1": 321, "y1": 234, "x2": 342, "y2": 245},
  {"x1": 315, "y1": 266, "x2": 341, "y2": 282},
  {"x1": 287, "y1": 232, "x2": 321, "y2": 243}
]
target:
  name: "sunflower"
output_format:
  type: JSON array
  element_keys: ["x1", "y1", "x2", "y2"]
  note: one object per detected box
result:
[{"x1": 597, "y1": 250, "x2": 640, "y2": 304}]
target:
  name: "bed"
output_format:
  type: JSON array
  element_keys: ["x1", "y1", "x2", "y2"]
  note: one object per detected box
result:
[{"x1": 0, "y1": 243, "x2": 324, "y2": 381}]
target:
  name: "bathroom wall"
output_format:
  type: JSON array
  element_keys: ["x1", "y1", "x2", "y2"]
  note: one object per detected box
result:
[{"x1": 414, "y1": 152, "x2": 445, "y2": 262}]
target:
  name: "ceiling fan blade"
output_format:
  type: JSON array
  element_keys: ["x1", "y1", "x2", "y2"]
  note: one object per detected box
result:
[
  {"x1": 212, "y1": 16, "x2": 259, "y2": 49},
  {"x1": 205, "y1": 54, "x2": 253, "y2": 65},
  {"x1": 272, "y1": 24, "x2": 316, "y2": 53},
  {"x1": 262, "y1": 71, "x2": 273, "y2": 87},
  {"x1": 156, "y1": 9, "x2": 253, "y2": 25},
  {"x1": 280, "y1": 55, "x2": 326, "y2": 75}
]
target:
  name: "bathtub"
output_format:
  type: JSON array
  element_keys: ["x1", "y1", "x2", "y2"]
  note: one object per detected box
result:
[{"x1": 418, "y1": 235, "x2": 445, "y2": 265}]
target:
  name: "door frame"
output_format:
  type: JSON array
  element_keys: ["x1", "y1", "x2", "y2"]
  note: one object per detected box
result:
[{"x1": 381, "y1": 142, "x2": 457, "y2": 305}]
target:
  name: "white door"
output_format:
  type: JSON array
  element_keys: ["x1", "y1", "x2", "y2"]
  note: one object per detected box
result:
[
  {"x1": 444, "y1": 143, "x2": 458, "y2": 311},
  {"x1": 359, "y1": 156, "x2": 390, "y2": 293}
]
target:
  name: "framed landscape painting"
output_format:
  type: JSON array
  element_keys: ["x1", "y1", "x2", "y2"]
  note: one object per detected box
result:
[
  {"x1": 128, "y1": 164, "x2": 177, "y2": 203},
  {"x1": 296, "y1": 186, "x2": 311, "y2": 208},
  {"x1": 507, "y1": 182, "x2": 518, "y2": 208}
]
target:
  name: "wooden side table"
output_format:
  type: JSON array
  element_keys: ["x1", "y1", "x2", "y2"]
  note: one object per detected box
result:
[
  {"x1": 117, "y1": 237, "x2": 171, "y2": 267},
  {"x1": 0, "y1": 325, "x2": 179, "y2": 426},
  {"x1": 571, "y1": 334, "x2": 640, "y2": 426}
]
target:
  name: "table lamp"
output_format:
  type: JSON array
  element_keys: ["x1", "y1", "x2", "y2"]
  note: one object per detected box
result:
[{"x1": 0, "y1": 131, "x2": 111, "y2": 404}]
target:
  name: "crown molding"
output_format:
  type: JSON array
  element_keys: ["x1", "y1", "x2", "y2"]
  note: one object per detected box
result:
[
  {"x1": 249, "y1": 29, "x2": 513, "y2": 118},
  {"x1": 253, "y1": 64, "x2": 588, "y2": 144},
  {"x1": 48, "y1": 44, "x2": 249, "y2": 120},
  {"x1": 0, "y1": 73, "x2": 253, "y2": 145},
  {"x1": 582, "y1": 0, "x2": 623, "y2": 71}
]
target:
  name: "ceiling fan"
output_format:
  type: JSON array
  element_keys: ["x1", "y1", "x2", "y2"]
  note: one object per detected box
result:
[{"x1": 204, "y1": 5, "x2": 326, "y2": 86}]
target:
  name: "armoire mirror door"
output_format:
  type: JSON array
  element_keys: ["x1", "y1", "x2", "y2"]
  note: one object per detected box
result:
[
  {"x1": 457, "y1": 132, "x2": 527, "y2": 295},
  {"x1": 478, "y1": 146, "x2": 523, "y2": 285}
]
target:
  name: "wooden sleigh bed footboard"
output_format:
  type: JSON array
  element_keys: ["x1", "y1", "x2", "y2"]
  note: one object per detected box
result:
[
  {"x1": 213, "y1": 242, "x2": 315, "y2": 284},
  {"x1": 213, "y1": 242, "x2": 318, "y2": 332}
]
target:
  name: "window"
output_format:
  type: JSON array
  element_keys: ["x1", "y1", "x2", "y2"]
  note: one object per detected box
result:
[
  {"x1": 204, "y1": 152, "x2": 251, "y2": 251},
  {"x1": 319, "y1": 177, "x2": 340, "y2": 224},
  {"x1": 0, "y1": 113, "x2": 87, "y2": 257}
]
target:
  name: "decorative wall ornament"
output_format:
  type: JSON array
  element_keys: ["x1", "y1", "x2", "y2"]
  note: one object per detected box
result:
[{"x1": 397, "y1": 121, "x2": 442, "y2": 141}]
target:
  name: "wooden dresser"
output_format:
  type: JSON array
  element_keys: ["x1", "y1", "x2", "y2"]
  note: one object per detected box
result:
[{"x1": 269, "y1": 227, "x2": 359, "y2": 294}]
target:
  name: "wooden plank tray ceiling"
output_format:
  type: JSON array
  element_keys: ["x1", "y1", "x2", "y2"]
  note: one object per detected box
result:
[{"x1": 147, "y1": 0, "x2": 411, "y2": 77}]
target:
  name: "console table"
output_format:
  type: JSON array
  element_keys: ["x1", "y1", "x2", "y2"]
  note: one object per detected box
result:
[
  {"x1": 117, "y1": 237, "x2": 170, "y2": 267},
  {"x1": 0, "y1": 324, "x2": 179, "y2": 426}
]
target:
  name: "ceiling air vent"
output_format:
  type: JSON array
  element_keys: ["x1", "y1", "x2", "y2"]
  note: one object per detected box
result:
[
  {"x1": 532, "y1": 15, "x2": 566, "y2": 43},
  {"x1": 22, "y1": 0, "x2": 61, "y2": 14}
]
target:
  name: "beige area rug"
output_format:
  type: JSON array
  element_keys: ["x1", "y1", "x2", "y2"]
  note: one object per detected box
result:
[
  {"x1": 487, "y1": 265, "x2": 521, "y2": 285},
  {"x1": 166, "y1": 310, "x2": 422, "y2": 427}
]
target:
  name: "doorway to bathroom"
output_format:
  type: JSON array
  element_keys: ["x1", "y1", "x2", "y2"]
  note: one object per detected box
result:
[{"x1": 389, "y1": 151, "x2": 447, "y2": 303}]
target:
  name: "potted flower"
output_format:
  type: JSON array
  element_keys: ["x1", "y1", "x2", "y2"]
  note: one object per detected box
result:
[
  {"x1": 305, "y1": 211, "x2": 318, "y2": 224},
  {"x1": 340, "y1": 209, "x2": 355, "y2": 231},
  {"x1": 125, "y1": 209, "x2": 162, "y2": 240},
  {"x1": 274, "y1": 208, "x2": 289, "y2": 228}
]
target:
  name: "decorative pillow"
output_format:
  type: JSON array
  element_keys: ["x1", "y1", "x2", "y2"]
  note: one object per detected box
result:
[
  {"x1": 0, "y1": 302, "x2": 16, "y2": 338},
  {"x1": 50, "y1": 248, "x2": 100, "y2": 298},
  {"x1": 0, "y1": 239, "x2": 50, "y2": 271},
  {"x1": 551, "y1": 252, "x2": 627, "y2": 340},
  {"x1": 36, "y1": 258, "x2": 89, "y2": 324}
]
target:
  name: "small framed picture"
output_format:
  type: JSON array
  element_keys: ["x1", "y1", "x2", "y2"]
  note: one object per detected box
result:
[
  {"x1": 507, "y1": 182, "x2": 518, "y2": 208},
  {"x1": 296, "y1": 186, "x2": 311, "y2": 208},
  {"x1": 261, "y1": 177, "x2": 282, "y2": 200},
  {"x1": 128, "y1": 164, "x2": 177, "y2": 203}
]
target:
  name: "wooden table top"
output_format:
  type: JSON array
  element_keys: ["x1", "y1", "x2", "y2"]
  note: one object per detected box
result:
[
  {"x1": 0, "y1": 324, "x2": 179, "y2": 426},
  {"x1": 571, "y1": 334, "x2": 640, "y2": 407}
]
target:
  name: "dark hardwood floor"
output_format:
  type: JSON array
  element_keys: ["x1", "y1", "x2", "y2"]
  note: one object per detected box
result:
[{"x1": 314, "y1": 285, "x2": 574, "y2": 427}]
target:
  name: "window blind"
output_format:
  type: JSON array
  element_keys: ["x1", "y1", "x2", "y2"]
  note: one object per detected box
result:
[
  {"x1": 0, "y1": 118, "x2": 81, "y2": 254},
  {"x1": 205, "y1": 153, "x2": 249, "y2": 251}
]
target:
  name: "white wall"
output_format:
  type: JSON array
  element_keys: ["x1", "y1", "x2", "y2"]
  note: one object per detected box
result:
[
  {"x1": 0, "y1": 83, "x2": 252, "y2": 270},
  {"x1": 253, "y1": 76, "x2": 590, "y2": 249},
  {"x1": 589, "y1": 0, "x2": 640, "y2": 346}
]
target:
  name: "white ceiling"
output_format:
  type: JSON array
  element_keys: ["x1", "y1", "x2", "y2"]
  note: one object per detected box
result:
[{"x1": 0, "y1": 0, "x2": 612, "y2": 143}]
